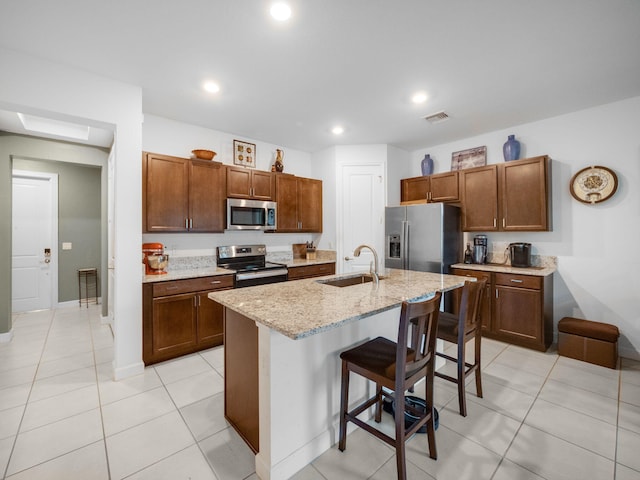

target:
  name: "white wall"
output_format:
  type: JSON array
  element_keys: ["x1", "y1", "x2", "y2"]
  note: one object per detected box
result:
[
  {"x1": 0, "y1": 47, "x2": 144, "y2": 379},
  {"x1": 411, "y1": 96, "x2": 640, "y2": 358},
  {"x1": 142, "y1": 115, "x2": 318, "y2": 255}
]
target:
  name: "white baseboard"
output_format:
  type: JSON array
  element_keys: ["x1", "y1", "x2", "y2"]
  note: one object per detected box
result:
[
  {"x1": 113, "y1": 361, "x2": 145, "y2": 381},
  {"x1": 0, "y1": 330, "x2": 14, "y2": 343}
]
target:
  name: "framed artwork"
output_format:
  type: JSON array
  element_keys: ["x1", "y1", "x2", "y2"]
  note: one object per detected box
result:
[
  {"x1": 233, "y1": 140, "x2": 256, "y2": 168},
  {"x1": 451, "y1": 146, "x2": 487, "y2": 171}
]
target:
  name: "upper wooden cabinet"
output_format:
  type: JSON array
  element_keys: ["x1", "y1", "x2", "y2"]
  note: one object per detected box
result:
[
  {"x1": 143, "y1": 152, "x2": 226, "y2": 233},
  {"x1": 226, "y1": 166, "x2": 275, "y2": 200},
  {"x1": 274, "y1": 174, "x2": 323, "y2": 233},
  {"x1": 460, "y1": 155, "x2": 550, "y2": 232},
  {"x1": 400, "y1": 171, "x2": 459, "y2": 204}
]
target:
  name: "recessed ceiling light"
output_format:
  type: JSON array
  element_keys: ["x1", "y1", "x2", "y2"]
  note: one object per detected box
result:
[
  {"x1": 332, "y1": 125, "x2": 344, "y2": 135},
  {"x1": 270, "y1": 2, "x2": 291, "y2": 21},
  {"x1": 412, "y1": 92, "x2": 428, "y2": 104},
  {"x1": 203, "y1": 81, "x2": 220, "y2": 93},
  {"x1": 17, "y1": 112, "x2": 89, "y2": 141}
]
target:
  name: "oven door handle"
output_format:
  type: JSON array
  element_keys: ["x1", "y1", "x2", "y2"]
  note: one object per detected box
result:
[{"x1": 235, "y1": 268, "x2": 289, "y2": 281}]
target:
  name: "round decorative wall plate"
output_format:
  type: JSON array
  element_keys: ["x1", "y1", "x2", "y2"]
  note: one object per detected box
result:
[{"x1": 569, "y1": 165, "x2": 618, "y2": 204}]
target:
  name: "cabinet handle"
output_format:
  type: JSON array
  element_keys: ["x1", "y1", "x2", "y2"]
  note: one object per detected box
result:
[
  {"x1": 496, "y1": 290, "x2": 499, "y2": 298},
  {"x1": 190, "y1": 218, "x2": 193, "y2": 229},
  {"x1": 166, "y1": 286, "x2": 178, "y2": 290},
  {"x1": 510, "y1": 279, "x2": 524, "y2": 283},
  {"x1": 493, "y1": 218, "x2": 497, "y2": 228},
  {"x1": 503, "y1": 218, "x2": 506, "y2": 228},
  {"x1": 185, "y1": 218, "x2": 189, "y2": 229},
  {"x1": 210, "y1": 280, "x2": 221, "y2": 284}
]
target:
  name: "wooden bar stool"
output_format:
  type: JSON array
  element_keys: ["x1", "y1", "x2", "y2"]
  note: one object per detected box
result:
[
  {"x1": 338, "y1": 291, "x2": 441, "y2": 480},
  {"x1": 435, "y1": 278, "x2": 486, "y2": 417}
]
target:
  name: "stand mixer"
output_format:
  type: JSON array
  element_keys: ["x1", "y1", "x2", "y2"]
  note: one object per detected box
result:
[{"x1": 142, "y1": 243, "x2": 169, "y2": 275}]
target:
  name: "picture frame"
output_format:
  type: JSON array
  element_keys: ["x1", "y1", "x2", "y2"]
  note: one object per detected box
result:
[
  {"x1": 233, "y1": 139, "x2": 256, "y2": 168},
  {"x1": 451, "y1": 146, "x2": 487, "y2": 171}
]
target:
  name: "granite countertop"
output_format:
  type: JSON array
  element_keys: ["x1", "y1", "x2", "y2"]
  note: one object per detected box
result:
[
  {"x1": 208, "y1": 268, "x2": 469, "y2": 340},
  {"x1": 450, "y1": 262, "x2": 556, "y2": 276},
  {"x1": 284, "y1": 258, "x2": 336, "y2": 267},
  {"x1": 143, "y1": 267, "x2": 234, "y2": 284}
]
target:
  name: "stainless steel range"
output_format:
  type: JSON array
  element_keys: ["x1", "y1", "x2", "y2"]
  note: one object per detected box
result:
[{"x1": 216, "y1": 244, "x2": 288, "y2": 288}]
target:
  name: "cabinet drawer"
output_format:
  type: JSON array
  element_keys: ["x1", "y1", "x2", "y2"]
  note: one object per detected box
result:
[
  {"x1": 288, "y1": 263, "x2": 335, "y2": 280},
  {"x1": 494, "y1": 273, "x2": 541, "y2": 290},
  {"x1": 153, "y1": 275, "x2": 234, "y2": 297}
]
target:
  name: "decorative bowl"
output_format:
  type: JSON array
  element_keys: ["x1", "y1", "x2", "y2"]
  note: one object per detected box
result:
[{"x1": 192, "y1": 149, "x2": 216, "y2": 160}]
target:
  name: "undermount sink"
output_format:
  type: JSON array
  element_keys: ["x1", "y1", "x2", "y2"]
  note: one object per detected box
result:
[{"x1": 317, "y1": 274, "x2": 383, "y2": 287}]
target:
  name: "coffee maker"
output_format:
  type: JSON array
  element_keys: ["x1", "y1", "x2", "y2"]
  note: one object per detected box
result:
[
  {"x1": 472, "y1": 235, "x2": 488, "y2": 264},
  {"x1": 142, "y1": 242, "x2": 169, "y2": 275}
]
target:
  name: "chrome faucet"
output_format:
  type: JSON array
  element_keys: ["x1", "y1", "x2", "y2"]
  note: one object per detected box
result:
[{"x1": 353, "y1": 244, "x2": 379, "y2": 284}]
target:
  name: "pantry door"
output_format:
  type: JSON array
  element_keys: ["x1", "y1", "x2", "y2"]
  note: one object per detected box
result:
[
  {"x1": 11, "y1": 171, "x2": 58, "y2": 312},
  {"x1": 339, "y1": 164, "x2": 385, "y2": 274}
]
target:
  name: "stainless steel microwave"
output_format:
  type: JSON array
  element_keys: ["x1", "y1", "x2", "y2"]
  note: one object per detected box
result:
[{"x1": 227, "y1": 198, "x2": 277, "y2": 231}]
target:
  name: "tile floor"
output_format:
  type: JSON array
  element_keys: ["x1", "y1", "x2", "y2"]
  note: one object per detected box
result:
[{"x1": 1, "y1": 305, "x2": 639, "y2": 479}]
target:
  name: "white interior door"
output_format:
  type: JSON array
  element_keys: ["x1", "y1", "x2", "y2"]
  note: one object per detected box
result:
[
  {"x1": 339, "y1": 164, "x2": 385, "y2": 274},
  {"x1": 12, "y1": 171, "x2": 58, "y2": 313}
]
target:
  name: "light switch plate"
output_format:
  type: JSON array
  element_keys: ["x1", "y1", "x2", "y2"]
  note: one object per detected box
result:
[{"x1": 62, "y1": 242, "x2": 72, "y2": 250}]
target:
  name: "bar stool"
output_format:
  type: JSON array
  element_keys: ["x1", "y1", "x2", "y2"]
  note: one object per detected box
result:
[
  {"x1": 338, "y1": 291, "x2": 441, "y2": 480},
  {"x1": 435, "y1": 278, "x2": 487, "y2": 417},
  {"x1": 78, "y1": 267, "x2": 98, "y2": 307}
]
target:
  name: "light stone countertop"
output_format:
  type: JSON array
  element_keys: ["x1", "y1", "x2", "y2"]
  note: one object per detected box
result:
[
  {"x1": 208, "y1": 268, "x2": 469, "y2": 340},
  {"x1": 143, "y1": 267, "x2": 234, "y2": 283}
]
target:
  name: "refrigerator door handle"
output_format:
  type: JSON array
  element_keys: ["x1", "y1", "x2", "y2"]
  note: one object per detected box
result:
[{"x1": 402, "y1": 220, "x2": 409, "y2": 270}]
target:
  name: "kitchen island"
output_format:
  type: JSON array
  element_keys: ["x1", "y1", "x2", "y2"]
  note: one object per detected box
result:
[{"x1": 208, "y1": 268, "x2": 469, "y2": 480}]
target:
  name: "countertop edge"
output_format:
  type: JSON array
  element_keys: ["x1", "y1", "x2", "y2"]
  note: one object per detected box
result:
[{"x1": 450, "y1": 263, "x2": 556, "y2": 276}]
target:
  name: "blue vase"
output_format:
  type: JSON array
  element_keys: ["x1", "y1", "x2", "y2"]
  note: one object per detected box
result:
[
  {"x1": 421, "y1": 154, "x2": 434, "y2": 175},
  {"x1": 503, "y1": 134, "x2": 521, "y2": 162}
]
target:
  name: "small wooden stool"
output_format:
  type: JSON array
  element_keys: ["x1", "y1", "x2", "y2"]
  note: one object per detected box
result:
[{"x1": 558, "y1": 317, "x2": 619, "y2": 369}]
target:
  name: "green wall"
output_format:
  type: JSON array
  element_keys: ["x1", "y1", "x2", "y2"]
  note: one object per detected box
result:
[{"x1": 0, "y1": 133, "x2": 108, "y2": 335}]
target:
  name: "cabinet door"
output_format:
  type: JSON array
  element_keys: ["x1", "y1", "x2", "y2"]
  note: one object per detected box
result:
[
  {"x1": 151, "y1": 293, "x2": 198, "y2": 360},
  {"x1": 449, "y1": 268, "x2": 492, "y2": 331},
  {"x1": 494, "y1": 285, "x2": 542, "y2": 344},
  {"x1": 189, "y1": 160, "x2": 226, "y2": 232},
  {"x1": 251, "y1": 170, "x2": 275, "y2": 200},
  {"x1": 429, "y1": 171, "x2": 459, "y2": 202},
  {"x1": 226, "y1": 166, "x2": 252, "y2": 198},
  {"x1": 297, "y1": 177, "x2": 322, "y2": 232},
  {"x1": 196, "y1": 292, "x2": 224, "y2": 348},
  {"x1": 500, "y1": 156, "x2": 549, "y2": 231},
  {"x1": 143, "y1": 153, "x2": 189, "y2": 232},
  {"x1": 460, "y1": 165, "x2": 498, "y2": 231},
  {"x1": 401, "y1": 177, "x2": 429, "y2": 203},
  {"x1": 275, "y1": 174, "x2": 298, "y2": 232}
]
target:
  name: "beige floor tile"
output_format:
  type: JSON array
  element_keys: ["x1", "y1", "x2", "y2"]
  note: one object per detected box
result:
[
  {"x1": 616, "y1": 463, "x2": 640, "y2": 480},
  {"x1": 621, "y1": 382, "x2": 640, "y2": 408},
  {"x1": 538, "y1": 377, "x2": 619, "y2": 424},
  {"x1": 0, "y1": 435, "x2": 15, "y2": 475},
  {"x1": 506, "y1": 424, "x2": 614, "y2": 480},
  {"x1": 20, "y1": 384, "x2": 99, "y2": 432},
  {"x1": 549, "y1": 362, "x2": 619, "y2": 399},
  {"x1": 556, "y1": 355, "x2": 620, "y2": 379},
  {"x1": 93, "y1": 345, "x2": 113, "y2": 365},
  {"x1": 439, "y1": 399, "x2": 521, "y2": 456},
  {"x1": 467, "y1": 377, "x2": 536, "y2": 422},
  {"x1": 525, "y1": 398, "x2": 616, "y2": 459},
  {"x1": 154, "y1": 354, "x2": 213, "y2": 385},
  {"x1": 97, "y1": 365, "x2": 162, "y2": 405},
  {"x1": 164, "y1": 369, "x2": 224, "y2": 408},
  {"x1": 179, "y1": 393, "x2": 228, "y2": 441},
  {"x1": 6, "y1": 408, "x2": 103, "y2": 476},
  {"x1": 101, "y1": 386, "x2": 175, "y2": 436},
  {"x1": 370, "y1": 455, "x2": 437, "y2": 480},
  {"x1": 405, "y1": 425, "x2": 501, "y2": 480},
  {"x1": 0, "y1": 405, "x2": 24, "y2": 440},
  {"x1": 0, "y1": 364, "x2": 38, "y2": 390},
  {"x1": 289, "y1": 464, "x2": 331, "y2": 480},
  {"x1": 621, "y1": 359, "x2": 640, "y2": 387},
  {"x1": 199, "y1": 346, "x2": 224, "y2": 369},
  {"x1": 0, "y1": 383, "x2": 32, "y2": 411},
  {"x1": 0, "y1": 351, "x2": 41, "y2": 373},
  {"x1": 199, "y1": 427, "x2": 257, "y2": 480},
  {"x1": 5, "y1": 440, "x2": 108, "y2": 480},
  {"x1": 617, "y1": 428, "x2": 640, "y2": 473},
  {"x1": 483, "y1": 362, "x2": 546, "y2": 397},
  {"x1": 35, "y1": 350, "x2": 95, "y2": 380},
  {"x1": 28, "y1": 366, "x2": 96, "y2": 402},
  {"x1": 619, "y1": 402, "x2": 640, "y2": 435},
  {"x1": 106, "y1": 411, "x2": 195, "y2": 480},
  {"x1": 125, "y1": 444, "x2": 217, "y2": 480},
  {"x1": 311, "y1": 428, "x2": 393, "y2": 480},
  {"x1": 492, "y1": 459, "x2": 546, "y2": 480},
  {"x1": 492, "y1": 345, "x2": 557, "y2": 378}
]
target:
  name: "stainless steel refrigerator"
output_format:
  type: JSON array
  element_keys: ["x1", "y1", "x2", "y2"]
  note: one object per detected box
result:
[{"x1": 385, "y1": 203, "x2": 461, "y2": 274}]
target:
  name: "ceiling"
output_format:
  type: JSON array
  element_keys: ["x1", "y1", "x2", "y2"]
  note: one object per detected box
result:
[{"x1": 1, "y1": 0, "x2": 639, "y2": 153}]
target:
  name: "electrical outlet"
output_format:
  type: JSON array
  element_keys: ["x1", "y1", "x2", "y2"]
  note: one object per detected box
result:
[{"x1": 62, "y1": 242, "x2": 72, "y2": 250}]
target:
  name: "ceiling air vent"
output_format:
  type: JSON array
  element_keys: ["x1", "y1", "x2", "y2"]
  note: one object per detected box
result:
[{"x1": 424, "y1": 111, "x2": 449, "y2": 124}]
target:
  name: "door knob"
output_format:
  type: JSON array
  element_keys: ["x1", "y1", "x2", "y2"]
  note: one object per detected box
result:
[{"x1": 344, "y1": 256, "x2": 353, "y2": 261}]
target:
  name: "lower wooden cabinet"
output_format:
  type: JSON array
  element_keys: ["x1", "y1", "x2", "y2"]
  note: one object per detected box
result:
[
  {"x1": 450, "y1": 267, "x2": 553, "y2": 351},
  {"x1": 287, "y1": 262, "x2": 335, "y2": 280},
  {"x1": 143, "y1": 275, "x2": 234, "y2": 365}
]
